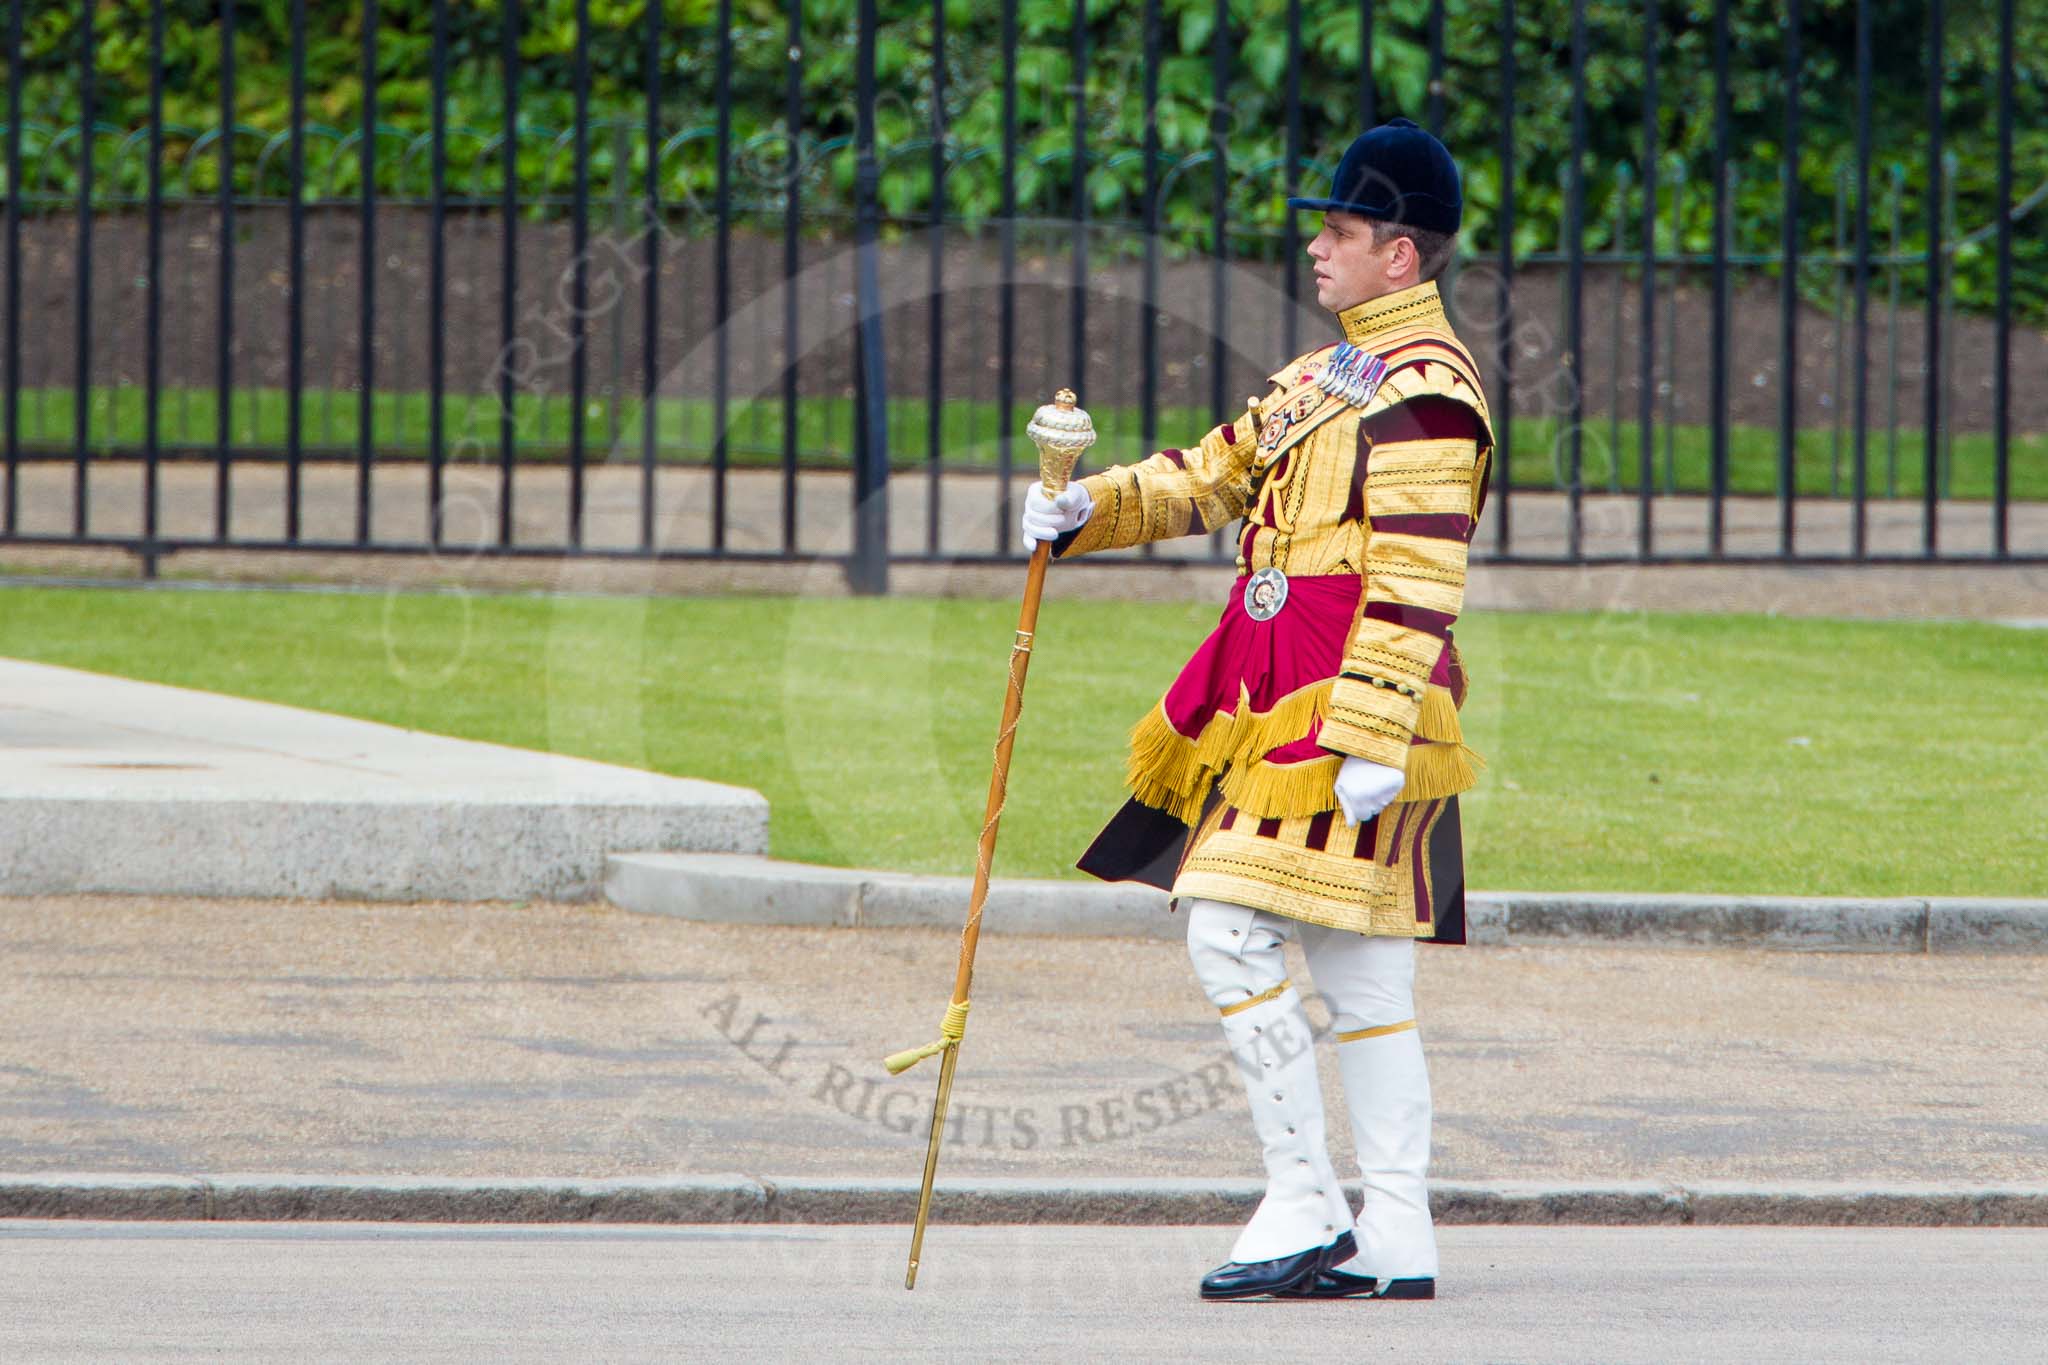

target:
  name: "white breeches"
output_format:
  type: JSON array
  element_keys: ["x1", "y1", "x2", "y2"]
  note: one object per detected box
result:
[{"x1": 1185, "y1": 896, "x2": 1438, "y2": 1278}]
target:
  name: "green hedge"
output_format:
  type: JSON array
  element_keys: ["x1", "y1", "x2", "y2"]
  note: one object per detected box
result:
[{"x1": 3, "y1": 1, "x2": 2043, "y2": 319}]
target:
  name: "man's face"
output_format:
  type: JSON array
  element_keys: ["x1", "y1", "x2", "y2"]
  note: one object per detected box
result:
[{"x1": 1305, "y1": 211, "x2": 1400, "y2": 313}]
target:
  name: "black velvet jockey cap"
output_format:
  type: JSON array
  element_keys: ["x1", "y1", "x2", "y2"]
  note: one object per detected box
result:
[{"x1": 1286, "y1": 117, "x2": 1462, "y2": 235}]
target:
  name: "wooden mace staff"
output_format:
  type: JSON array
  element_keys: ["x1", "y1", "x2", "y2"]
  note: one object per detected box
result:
[{"x1": 884, "y1": 389, "x2": 1096, "y2": 1290}]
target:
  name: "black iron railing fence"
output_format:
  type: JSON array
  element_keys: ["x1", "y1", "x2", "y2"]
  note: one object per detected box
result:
[{"x1": 0, "y1": 0, "x2": 2040, "y2": 590}]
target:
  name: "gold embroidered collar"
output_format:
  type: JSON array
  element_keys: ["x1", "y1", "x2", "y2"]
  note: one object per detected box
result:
[{"x1": 1336, "y1": 280, "x2": 1446, "y2": 347}]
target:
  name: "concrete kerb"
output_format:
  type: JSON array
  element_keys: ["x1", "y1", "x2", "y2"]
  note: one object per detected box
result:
[
  {"x1": 0, "y1": 659, "x2": 771, "y2": 903},
  {"x1": 603, "y1": 853, "x2": 2048, "y2": 952},
  {"x1": 5, "y1": 1175, "x2": 2047, "y2": 1228}
]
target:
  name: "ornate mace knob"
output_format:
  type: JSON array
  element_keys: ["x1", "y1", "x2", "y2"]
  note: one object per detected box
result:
[{"x1": 1025, "y1": 388, "x2": 1097, "y2": 494}]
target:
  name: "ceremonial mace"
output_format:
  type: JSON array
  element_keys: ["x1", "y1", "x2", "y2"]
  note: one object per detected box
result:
[{"x1": 884, "y1": 389, "x2": 1096, "y2": 1290}]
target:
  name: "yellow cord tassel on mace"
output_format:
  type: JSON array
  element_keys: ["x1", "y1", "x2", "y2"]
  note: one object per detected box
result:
[{"x1": 885, "y1": 389, "x2": 1095, "y2": 1290}]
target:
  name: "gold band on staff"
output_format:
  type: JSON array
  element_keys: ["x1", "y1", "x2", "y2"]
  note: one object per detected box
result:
[{"x1": 885, "y1": 388, "x2": 1096, "y2": 1290}]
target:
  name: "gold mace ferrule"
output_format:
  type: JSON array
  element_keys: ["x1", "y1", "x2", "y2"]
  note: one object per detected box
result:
[{"x1": 1026, "y1": 387, "x2": 1097, "y2": 494}]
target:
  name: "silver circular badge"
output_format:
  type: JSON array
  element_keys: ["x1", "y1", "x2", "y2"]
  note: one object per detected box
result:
[{"x1": 1243, "y1": 567, "x2": 1289, "y2": 622}]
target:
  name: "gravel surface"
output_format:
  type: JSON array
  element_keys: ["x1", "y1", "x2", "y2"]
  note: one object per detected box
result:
[{"x1": 3, "y1": 894, "x2": 2044, "y2": 1185}]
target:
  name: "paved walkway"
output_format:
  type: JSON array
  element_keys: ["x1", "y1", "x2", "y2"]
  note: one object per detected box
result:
[
  {"x1": 7, "y1": 460, "x2": 2041, "y2": 562},
  {"x1": 9, "y1": 461, "x2": 2046, "y2": 617},
  {"x1": 0, "y1": 658, "x2": 764, "y2": 900},
  {"x1": 2, "y1": 894, "x2": 2042, "y2": 1187}
]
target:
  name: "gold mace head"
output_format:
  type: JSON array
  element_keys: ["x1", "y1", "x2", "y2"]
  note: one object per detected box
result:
[{"x1": 1026, "y1": 387, "x2": 1097, "y2": 493}]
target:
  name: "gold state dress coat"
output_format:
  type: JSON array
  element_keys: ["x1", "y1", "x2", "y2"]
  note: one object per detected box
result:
[{"x1": 1053, "y1": 280, "x2": 1494, "y2": 943}]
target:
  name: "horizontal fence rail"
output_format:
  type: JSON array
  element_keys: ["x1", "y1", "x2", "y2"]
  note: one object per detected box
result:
[{"x1": 0, "y1": 0, "x2": 2041, "y2": 589}]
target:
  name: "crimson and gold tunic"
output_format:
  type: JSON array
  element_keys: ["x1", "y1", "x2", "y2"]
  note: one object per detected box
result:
[{"x1": 1055, "y1": 279, "x2": 1493, "y2": 940}]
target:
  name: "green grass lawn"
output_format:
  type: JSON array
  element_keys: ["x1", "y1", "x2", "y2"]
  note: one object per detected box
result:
[
  {"x1": 12, "y1": 382, "x2": 2046, "y2": 500},
  {"x1": 0, "y1": 583, "x2": 2042, "y2": 898}
]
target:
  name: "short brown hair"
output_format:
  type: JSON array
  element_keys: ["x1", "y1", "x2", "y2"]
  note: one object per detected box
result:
[{"x1": 1369, "y1": 220, "x2": 1458, "y2": 282}]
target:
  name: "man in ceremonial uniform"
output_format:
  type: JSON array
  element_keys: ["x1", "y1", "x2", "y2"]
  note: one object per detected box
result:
[{"x1": 1021, "y1": 119, "x2": 1492, "y2": 1302}]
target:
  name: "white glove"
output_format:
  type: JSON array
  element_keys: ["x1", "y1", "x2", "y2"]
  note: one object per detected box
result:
[
  {"x1": 1020, "y1": 482, "x2": 1093, "y2": 551},
  {"x1": 1333, "y1": 755, "x2": 1406, "y2": 825}
]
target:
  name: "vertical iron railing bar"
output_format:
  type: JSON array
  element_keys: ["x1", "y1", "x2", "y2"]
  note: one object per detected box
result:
[
  {"x1": 713, "y1": 0, "x2": 732, "y2": 553},
  {"x1": 215, "y1": 0, "x2": 235, "y2": 540},
  {"x1": 1922, "y1": 0, "x2": 1943, "y2": 556},
  {"x1": 640, "y1": 3, "x2": 658, "y2": 552},
  {"x1": 997, "y1": 0, "x2": 1017, "y2": 555},
  {"x1": 851, "y1": 0, "x2": 888, "y2": 593},
  {"x1": 1, "y1": 0, "x2": 17, "y2": 537},
  {"x1": 73, "y1": 0, "x2": 94, "y2": 537},
  {"x1": 1495, "y1": 0, "x2": 1514, "y2": 558},
  {"x1": 569, "y1": 0, "x2": 590, "y2": 548},
  {"x1": 359, "y1": 0, "x2": 380, "y2": 545},
  {"x1": 1852, "y1": 0, "x2": 1871, "y2": 559},
  {"x1": 1564, "y1": 0, "x2": 1586, "y2": 561},
  {"x1": 428, "y1": 0, "x2": 445, "y2": 545},
  {"x1": 1140, "y1": 0, "x2": 1161, "y2": 561},
  {"x1": 1707, "y1": 0, "x2": 1729, "y2": 555},
  {"x1": 792, "y1": 0, "x2": 808, "y2": 555},
  {"x1": 923, "y1": 0, "x2": 941, "y2": 553},
  {"x1": 498, "y1": 0, "x2": 519, "y2": 547},
  {"x1": 1637, "y1": 0, "x2": 1655, "y2": 561},
  {"x1": 1993, "y1": 0, "x2": 2013, "y2": 557},
  {"x1": 1070, "y1": 0, "x2": 1088, "y2": 419},
  {"x1": 288, "y1": 0, "x2": 307, "y2": 541},
  {"x1": 144, "y1": 0, "x2": 164, "y2": 572},
  {"x1": 1777, "y1": 0, "x2": 1800, "y2": 557},
  {"x1": 1608, "y1": 165, "x2": 1625, "y2": 492}
]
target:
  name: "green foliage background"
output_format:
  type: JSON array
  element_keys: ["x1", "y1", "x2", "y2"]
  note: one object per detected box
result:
[{"x1": 3, "y1": 0, "x2": 2043, "y2": 318}]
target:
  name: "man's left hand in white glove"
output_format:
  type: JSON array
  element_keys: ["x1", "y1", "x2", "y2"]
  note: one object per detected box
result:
[{"x1": 1333, "y1": 754, "x2": 1407, "y2": 825}]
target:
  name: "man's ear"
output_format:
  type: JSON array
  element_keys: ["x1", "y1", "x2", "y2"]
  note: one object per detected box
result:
[{"x1": 1391, "y1": 233, "x2": 1418, "y2": 281}]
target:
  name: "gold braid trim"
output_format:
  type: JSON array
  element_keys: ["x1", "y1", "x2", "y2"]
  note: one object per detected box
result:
[
  {"x1": 1335, "y1": 1018, "x2": 1417, "y2": 1043},
  {"x1": 1218, "y1": 978, "x2": 1294, "y2": 1017}
]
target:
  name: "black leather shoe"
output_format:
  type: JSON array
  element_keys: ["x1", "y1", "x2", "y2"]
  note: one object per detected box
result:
[
  {"x1": 1280, "y1": 1266, "x2": 1436, "y2": 1300},
  {"x1": 1199, "y1": 1231, "x2": 1357, "y2": 1301}
]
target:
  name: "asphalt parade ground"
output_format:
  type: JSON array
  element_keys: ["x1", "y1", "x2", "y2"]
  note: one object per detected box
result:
[
  {"x1": 4, "y1": 1221, "x2": 2045, "y2": 1363},
  {"x1": 3, "y1": 893, "x2": 2044, "y2": 1190}
]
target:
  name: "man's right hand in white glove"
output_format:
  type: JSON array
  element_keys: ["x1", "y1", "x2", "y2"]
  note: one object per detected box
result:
[
  {"x1": 1333, "y1": 754, "x2": 1408, "y2": 826},
  {"x1": 1020, "y1": 482, "x2": 1093, "y2": 552}
]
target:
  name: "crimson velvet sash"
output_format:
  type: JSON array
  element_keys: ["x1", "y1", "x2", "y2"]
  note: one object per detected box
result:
[{"x1": 1160, "y1": 572, "x2": 1452, "y2": 767}]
